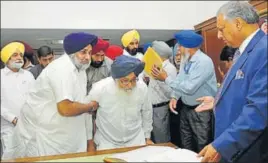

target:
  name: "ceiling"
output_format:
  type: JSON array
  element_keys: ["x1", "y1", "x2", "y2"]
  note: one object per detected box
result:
[{"x1": 1, "y1": 29, "x2": 178, "y2": 54}]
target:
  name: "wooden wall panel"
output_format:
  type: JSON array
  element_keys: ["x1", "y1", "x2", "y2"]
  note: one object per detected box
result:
[{"x1": 194, "y1": 0, "x2": 267, "y2": 83}]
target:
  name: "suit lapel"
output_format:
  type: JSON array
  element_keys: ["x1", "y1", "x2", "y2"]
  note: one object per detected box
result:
[{"x1": 216, "y1": 30, "x2": 265, "y2": 106}]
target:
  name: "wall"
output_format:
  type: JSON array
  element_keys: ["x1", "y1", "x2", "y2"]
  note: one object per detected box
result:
[
  {"x1": 1, "y1": 1, "x2": 228, "y2": 30},
  {"x1": 194, "y1": 0, "x2": 267, "y2": 83}
]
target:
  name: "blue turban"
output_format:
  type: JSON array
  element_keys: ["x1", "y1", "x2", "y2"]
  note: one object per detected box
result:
[
  {"x1": 174, "y1": 30, "x2": 203, "y2": 48},
  {"x1": 143, "y1": 42, "x2": 152, "y2": 53},
  {"x1": 63, "y1": 32, "x2": 98, "y2": 55},
  {"x1": 111, "y1": 55, "x2": 145, "y2": 79}
]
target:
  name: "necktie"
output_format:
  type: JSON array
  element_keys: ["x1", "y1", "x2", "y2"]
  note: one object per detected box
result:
[{"x1": 214, "y1": 49, "x2": 241, "y2": 108}]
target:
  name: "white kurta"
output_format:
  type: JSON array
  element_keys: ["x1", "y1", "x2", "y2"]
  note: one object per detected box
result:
[
  {"x1": 1, "y1": 67, "x2": 34, "y2": 153},
  {"x1": 86, "y1": 77, "x2": 153, "y2": 150},
  {"x1": 123, "y1": 49, "x2": 144, "y2": 61},
  {"x1": 2, "y1": 54, "x2": 90, "y2": 159}
]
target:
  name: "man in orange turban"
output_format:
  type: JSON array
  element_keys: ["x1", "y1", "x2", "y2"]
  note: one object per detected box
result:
[{"x1": 121, "y1": 29, "x2": 143, "y2": 61}]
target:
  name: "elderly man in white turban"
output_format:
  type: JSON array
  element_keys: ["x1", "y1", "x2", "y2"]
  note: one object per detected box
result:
[
  {"x1": 121, "y1": 29, "x2": 143, "y2": 61},
  {"x1": 2, "y1": 32, "x2": 99, "y2": 160},
  {"x1": 86, "y1": 55, "x2": 153, "y2": 151},
  {"x1": 141, "y1": 41, "x2": 177, "y2": 143},
  {"x1": 0, "y1": 42, "x2": 35, "y2": 156}
]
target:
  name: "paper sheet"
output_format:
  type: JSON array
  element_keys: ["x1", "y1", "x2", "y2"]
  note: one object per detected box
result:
[
  {"x1": 106, "y1": 146, "x2": 202, "y2": 162},
  {"x1": 107, "y1": 146, "x2": 175, "y2": 162}
]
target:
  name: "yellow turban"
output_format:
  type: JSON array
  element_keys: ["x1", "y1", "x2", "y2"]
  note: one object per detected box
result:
[
  {"x1": 1, "y1": 42, "x2": 25, "y2": 63},
  {"x1": 121, "y1": 29, "x2": 140, "y2": 47}
]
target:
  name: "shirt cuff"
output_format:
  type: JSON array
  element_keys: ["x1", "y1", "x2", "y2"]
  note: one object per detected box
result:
[
  {"x1": 144, "y1": 132, "x2": 151, "y2": 139},
  {"x1": 6, "y1": 113, "x2": 17, "y2": 123}
]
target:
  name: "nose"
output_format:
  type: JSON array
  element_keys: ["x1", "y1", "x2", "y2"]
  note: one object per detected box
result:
[
  {"x1": 217, "y1": 31, "x2": 223, "y2": 40},
  {"x1": 134, "y1": 44, "x2": 138, "y2": 49},
  {"x1": 85, "y1": 53, "x2": 91, "y2": 60}
]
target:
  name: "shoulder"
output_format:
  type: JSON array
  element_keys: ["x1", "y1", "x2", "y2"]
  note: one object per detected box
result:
[
  {"x1": 21, "y1": 69, "x2": 35, "y2": 80},
  {"x1": 136, "y1": 80, "x2": 148, "y2": 92}
]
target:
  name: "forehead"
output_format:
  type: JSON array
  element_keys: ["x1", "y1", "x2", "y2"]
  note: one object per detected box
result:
[
  {"x1": 11, "y1": 48, "x2": 23, "y2": 56},
  {"x1": 82, "y1": 44, "x2": 93, "y2": 51},
  {"x1": 130, "y1": 39, "x2": 139, "y2": 44},
  {"x1": 120, "y1": 72, "x2": 136, "y2": 80},
  {"x1": 216, "y1": 14, "x2": 226, "y2": 27},
  {"x1": 40, "y1": 54, "x2": 54, "y2": 58}
]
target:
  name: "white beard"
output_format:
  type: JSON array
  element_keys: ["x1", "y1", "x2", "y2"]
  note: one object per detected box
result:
[
  {"x1": 9, "y1": 60, "x2": 24, "y2": 69},
  {"x1": 70, "y1": 54, "x2": 91, "y2": 71}
]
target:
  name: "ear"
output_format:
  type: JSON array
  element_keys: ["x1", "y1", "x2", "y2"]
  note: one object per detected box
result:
[{"x1": 234, "y1": 18, "x2": 244, "y2": 31}]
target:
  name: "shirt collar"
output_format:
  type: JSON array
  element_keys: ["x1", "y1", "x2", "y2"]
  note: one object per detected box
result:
[
  {"x1": 239, "y1": 29, "x2": 260, "y2": 54},
  {"x1": 3, "y1": 66, "x2": 24, "y2": 75},
  {"x1": 189, "y1": 49, "x2": 201, "y2": 62}
]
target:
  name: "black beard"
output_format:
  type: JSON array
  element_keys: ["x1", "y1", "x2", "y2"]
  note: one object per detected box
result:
[
  {"x1": 90, "y1": 60, "x2": 104, "y2": 68},
  {"x1": 126, "y1": 47, "x2": 138, "y2": 56}
]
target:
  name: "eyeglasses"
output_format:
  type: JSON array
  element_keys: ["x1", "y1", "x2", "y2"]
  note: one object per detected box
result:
[{"x1": 119, "y1": 78, "x2": 139, "y2": 85}]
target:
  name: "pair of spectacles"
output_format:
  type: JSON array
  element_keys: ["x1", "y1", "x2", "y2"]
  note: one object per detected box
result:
[{"x1": 120, "y1": 78, "x2": 139, "y2": 85}]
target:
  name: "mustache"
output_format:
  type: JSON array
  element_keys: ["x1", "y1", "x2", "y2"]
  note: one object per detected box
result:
[{"x1": 15, "y1": 60, "x2": 23, "y2": 63}]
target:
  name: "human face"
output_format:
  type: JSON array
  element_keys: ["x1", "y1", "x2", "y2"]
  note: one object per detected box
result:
[
  {"x1": 216, "y1": 14, "x2": 245, "y2": 48},
  {"x1": 75, "y1": 44, "x2": 92, "y2": 64},
  {"x1": 7, "y1": 49, "x2": 24, "y2": 70},
  {"x1": 91, "y1": 51, "x2": 105, "y2": 68},
  {"x1": 38, "y1": 54, "x2": 54, "y2": 67},
  {"x1": 126, "y1": 39, "x2": 139, "y2": 55},
  {"x1": 117, "y1": 72, "x2": 138, "y2": 92},
  {"x1": 71, "y1": 44, "x2": 92, "y2": 70}
]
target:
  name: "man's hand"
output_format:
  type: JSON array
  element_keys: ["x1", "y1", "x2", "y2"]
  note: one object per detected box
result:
[
  {"x1": 12, "y1": 117, "x2": 18, "y2": 126},
  {"x1": 195, "y1": 96, "x2": 214, "y2": 112},
  {"x1": 151, "y1": 65, "x2": 168, "y2": 81},
  {"x1": 169, "y1": 99, "x2": 178, "y2": 115},
  {"x1": 146, "y1": 138, "x2": 154, "y2": 145},
  {"x1": 197, "y1": 144, "x2": 221, "y2": 162},
  {"x1": 87, "y1": 139, "x2": 96, "y2": 152},
  {"x1": 88, "y1": 101, "x2": 99, "y2": 112}
]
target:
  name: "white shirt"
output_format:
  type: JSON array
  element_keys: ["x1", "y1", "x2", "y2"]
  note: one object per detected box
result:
[
  {"x1": 1, "y1": 67, "x2": 34, "y2": 132},
  {"x1": 86, "y1": 77, "x2": 153, "y2": 149},
  {"x1": 4, "y1": 54, "x2": 90, "y2": 158},
  {"x1": 239, "y1": 29, "x2": 260, "y2": 54},
  {"x1": 123, "y1": 49, "x2": 144, "y2": 61},
  {"x1": 147, "y1": 60, "x2": 177, "y2": 105}
]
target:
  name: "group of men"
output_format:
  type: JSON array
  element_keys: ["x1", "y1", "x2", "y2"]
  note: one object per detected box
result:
[{"x1": 1, "y1": 1, "x2": 267, "y2": 163}]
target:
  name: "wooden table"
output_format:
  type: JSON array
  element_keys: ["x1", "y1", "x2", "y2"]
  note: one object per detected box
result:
[{"x1": 2, "y1": 142, "x2": 176, "y2": 162}]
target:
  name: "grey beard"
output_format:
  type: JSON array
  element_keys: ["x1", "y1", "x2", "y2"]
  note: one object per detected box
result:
[{"x1": 69, "y1": 54, "x2": 91, "y2": 71}]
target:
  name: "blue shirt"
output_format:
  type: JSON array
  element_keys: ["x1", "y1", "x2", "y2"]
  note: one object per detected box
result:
[{"x1": 165, "y1": 50, "x2": 217, "y2": 106}]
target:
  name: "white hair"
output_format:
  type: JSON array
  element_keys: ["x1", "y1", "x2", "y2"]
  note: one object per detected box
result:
[{"x1": 217, "y1": 1, "x2": 259, "y2": 24}]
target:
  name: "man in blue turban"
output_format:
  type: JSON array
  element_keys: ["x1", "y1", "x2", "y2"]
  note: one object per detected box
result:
[
  {"x1": 2, "y1": 32, "x2": 100, "y2": 159},
  {"x1": 85, "y1": 55, "x2": 154, "y2": 151},
  {"x1": 151, "y1": 30, "x2": 217, "y2": 153}
]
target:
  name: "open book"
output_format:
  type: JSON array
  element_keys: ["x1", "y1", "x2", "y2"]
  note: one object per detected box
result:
[{"x1": 103, "y1": 146, "x2": 202, "y2": 162}]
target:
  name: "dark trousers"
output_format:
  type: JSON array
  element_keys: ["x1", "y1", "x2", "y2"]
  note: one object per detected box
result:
[
  {"x1": 170, "y1": 99, "x2": 182, "y2": 147},
  {"x1": 170, "y1": 99, "x2": 213, "y2": 153}
]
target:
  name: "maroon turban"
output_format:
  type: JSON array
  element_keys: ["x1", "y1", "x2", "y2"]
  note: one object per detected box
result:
[{"x1": 92, "y1": 38, "x2": 110, "y2": 55}]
